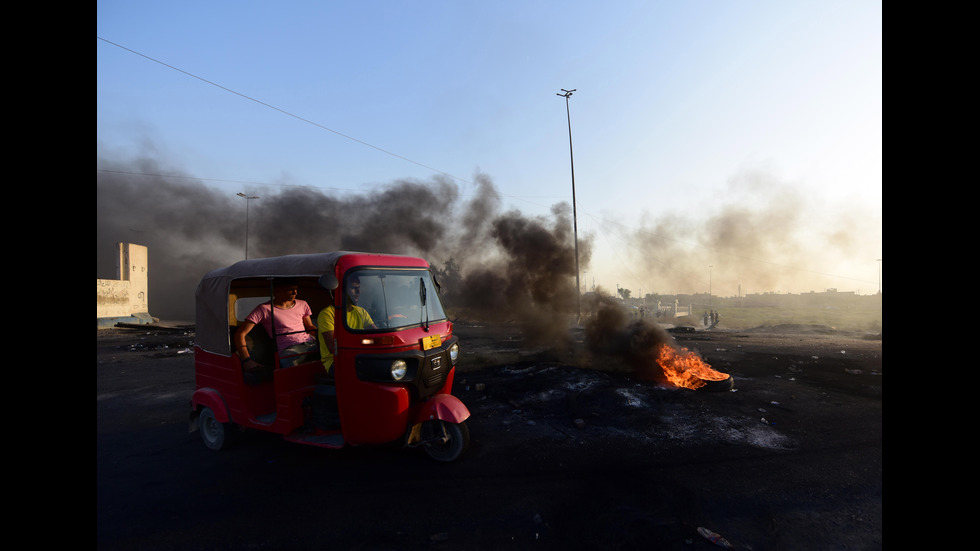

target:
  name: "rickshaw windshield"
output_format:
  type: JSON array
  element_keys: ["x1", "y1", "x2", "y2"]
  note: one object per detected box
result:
[{"x1": 345, "y1": 269, "x2": 447, "y2": 332}]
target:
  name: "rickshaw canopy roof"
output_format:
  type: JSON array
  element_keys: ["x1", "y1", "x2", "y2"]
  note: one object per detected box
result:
[{"x1": 194, "y1": 251, "x2": 427, "y2": 354}]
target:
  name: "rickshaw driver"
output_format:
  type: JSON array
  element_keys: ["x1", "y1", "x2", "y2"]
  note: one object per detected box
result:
[
  {"x1": 234, "y1": 279, "x2": 319, "y2": 369},
  {"x1": 317, "y1": 276, "x2": 377, "y2": 376}
]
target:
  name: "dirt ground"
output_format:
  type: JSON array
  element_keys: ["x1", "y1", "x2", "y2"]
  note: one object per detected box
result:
[{"x1": 97, "y1": 320, "x2": 881, "y2": 551}]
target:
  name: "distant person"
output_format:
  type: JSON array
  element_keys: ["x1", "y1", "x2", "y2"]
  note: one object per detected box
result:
[
  {"x1": 318, "y1": 275, "x2": 377, "y2": 376},
  {"x1": 234, "y1": 279, "x2": 318, "y2": 369}
]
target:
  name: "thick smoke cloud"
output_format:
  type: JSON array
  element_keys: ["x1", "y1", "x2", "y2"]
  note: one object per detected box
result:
[
  {"x1": 97, "y1": 155, "x2": 591, "y2": 341},
  {"x1": 245, "y1": 176, "x2": 461, "y2": 258},
  {"x1": 446, "y1": 202, "x2": 592, "y2": 347},
  {"x1": 582, "y1": 293, "x2": 674, "y2": 381},
  {"x1": 98, "y1": 152, "x2": 879, "y2": 351},
  {"x1": 97, "y1": 156, "x2": 244, "y2": 322}
]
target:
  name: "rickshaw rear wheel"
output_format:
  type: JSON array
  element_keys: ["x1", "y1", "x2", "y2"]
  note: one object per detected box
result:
[
  {"x1": 199, "y1": 407, "x2": 231, "y2": 450},
  {"x1": 422, "y1": 420, "x2": 469, "y2": 462}
]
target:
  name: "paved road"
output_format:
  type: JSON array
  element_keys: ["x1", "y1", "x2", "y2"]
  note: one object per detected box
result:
[{"x1": 97, "y1": 325, "x2": 882, "y2": 550}]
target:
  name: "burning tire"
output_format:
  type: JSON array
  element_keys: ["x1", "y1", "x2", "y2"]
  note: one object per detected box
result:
[
  {"x1": 698, "y1": 374, "x2": 734, "y2": 392},
  {"x1": 654, "y1": 344, "x2": 733, "y2": 392}
]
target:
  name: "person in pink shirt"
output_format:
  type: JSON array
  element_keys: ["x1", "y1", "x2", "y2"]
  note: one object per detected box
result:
[{"x1": 234, "y1": 279, "x2": 318, "y2": 369}]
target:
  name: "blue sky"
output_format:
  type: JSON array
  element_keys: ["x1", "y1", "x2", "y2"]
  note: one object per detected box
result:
[{"x1": 97, "y1": 1, "x2": 882, "y2": 296}]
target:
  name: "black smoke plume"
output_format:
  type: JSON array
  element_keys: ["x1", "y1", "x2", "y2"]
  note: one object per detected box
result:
[
  {"x1": 582, "y1": 293, "x2": 674, "y2": 381},
  {"x1": 97, "y1": 155, "x2": 591, "y2": 344}
]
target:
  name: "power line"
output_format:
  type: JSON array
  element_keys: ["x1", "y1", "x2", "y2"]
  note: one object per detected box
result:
[
  {"x1": 98, "y1": 36, "x2": 469, "y2": 185},
  {"x1": 98, "y1": 37, "x2": 572, "y2": 211},
  {"x1": 96, "y1": 168, "x2": 365, "y2": 194},
  {"x1": 98, "y1": 38, "x2": 874, "y2": 293}
]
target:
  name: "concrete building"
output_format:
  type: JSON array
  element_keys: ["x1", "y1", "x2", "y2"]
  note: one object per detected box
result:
[{"x1": 97, "y1": 242, "x2": 156, "y2": 328}]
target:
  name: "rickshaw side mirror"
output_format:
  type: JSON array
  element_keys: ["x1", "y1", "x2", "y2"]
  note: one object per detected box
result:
[{"x1": 318, "y1": 274, "x2": 339, "y2": 291}]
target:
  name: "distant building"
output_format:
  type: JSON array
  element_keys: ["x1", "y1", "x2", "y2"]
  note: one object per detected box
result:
[{"x1": 97, "y1": 242, "x2": 156, "y2": 328}]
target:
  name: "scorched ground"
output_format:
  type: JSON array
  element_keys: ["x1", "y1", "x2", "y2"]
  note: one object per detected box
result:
[{"x1": 97, "y1": 321, "x2": 881, "y2": 551}]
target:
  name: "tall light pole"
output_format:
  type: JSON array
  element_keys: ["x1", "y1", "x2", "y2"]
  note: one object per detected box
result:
[
  {"x1": 557, "y1": 88, "x2": 580, "y2": 321},
  {"x1": 708, "y1": 265, "x2": 713, "y2": 311},
  {"x1": 237, "y1": 192, "x2": 259, "y2": 259}
]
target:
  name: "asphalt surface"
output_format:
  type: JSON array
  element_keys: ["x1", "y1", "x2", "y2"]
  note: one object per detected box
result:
[{"x1": 97, "y1": 322, "x2": 881, "y2": 550}]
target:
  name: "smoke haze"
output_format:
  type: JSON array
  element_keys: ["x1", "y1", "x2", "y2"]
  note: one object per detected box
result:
[
  {"x1": 98, "y1": 154, "x2": 880, "y2": 336},
  {"x1": 617, "y1": 169, "x2": 881, "y2": 297}
]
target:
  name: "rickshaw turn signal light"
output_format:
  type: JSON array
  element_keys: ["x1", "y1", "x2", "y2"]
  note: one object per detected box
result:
[
  {"x1": 361, "y1": 336, "x2": 396, "y2": 346},
  {"x1": 449, "y1": 343, "x2": 459, "y2": 365}
]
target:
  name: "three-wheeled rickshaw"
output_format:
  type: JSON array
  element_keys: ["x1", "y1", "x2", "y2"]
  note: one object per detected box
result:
[{"x1": 190, "y1": 251, "x2": 470, "y2": 461}]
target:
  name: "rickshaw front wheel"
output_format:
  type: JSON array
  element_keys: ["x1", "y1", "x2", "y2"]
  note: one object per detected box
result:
[
  {"x1": 422, "y1": 420, "x2": 469, "y2": 462},
  {"x1": 199, "y1": 407, "x2": 230, "y2": 451}
]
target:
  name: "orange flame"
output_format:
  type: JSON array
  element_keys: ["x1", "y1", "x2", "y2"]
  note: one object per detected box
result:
[{"x1": 656, "y1": 343, "x2": 729, "y2": 390}]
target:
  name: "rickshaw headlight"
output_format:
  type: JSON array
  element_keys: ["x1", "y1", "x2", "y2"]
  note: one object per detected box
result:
[
  {"x1": 390, "y1": 359, "x2": 408, "y2": 380},
  {"x1": 449, "y1": 343, "x2": 459, "y2": 365}
]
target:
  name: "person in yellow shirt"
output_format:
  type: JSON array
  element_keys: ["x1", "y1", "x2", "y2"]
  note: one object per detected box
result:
[{"x1": 317, "y1": 276, "x2": 376, "y2": 376}]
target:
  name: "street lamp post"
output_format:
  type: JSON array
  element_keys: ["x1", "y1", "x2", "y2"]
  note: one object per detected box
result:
[
  {"x1": 237, "y1": 192, "x2": 259, "y2": 259},
  {"x1": 557, "y1": 88, "x2": 580, "y2": 321},
  {"x1": 709, "y1": 265, "x2": 713, "y2": 311}
]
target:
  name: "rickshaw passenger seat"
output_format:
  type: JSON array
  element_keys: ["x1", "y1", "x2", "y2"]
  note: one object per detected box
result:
[
  {"x1": 244, "y1": 328, "x2": 276, "y2": 366},
  {"x1": 236, "y1": 327, "x2": 276, "y2": 385}
]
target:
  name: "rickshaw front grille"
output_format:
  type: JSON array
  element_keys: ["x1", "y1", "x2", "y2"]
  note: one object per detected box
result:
[
  {"x1": 424, "y1": 370, "x2": 446, "y2": 388},
  {"x1": 423, "y1": 354, "x2": 447, "y2": 388}
]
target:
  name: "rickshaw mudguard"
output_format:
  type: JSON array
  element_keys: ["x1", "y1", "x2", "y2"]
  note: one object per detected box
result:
[
  {"x1": 191, "y1": 387, "x2": 231, "y2": 423},
  {"x1": 412, "y1": 393, "x2": 470, "y2": 425}
]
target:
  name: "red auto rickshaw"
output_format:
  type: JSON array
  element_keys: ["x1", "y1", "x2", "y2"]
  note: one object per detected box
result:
[{"x1": 190, "y1": 251, "x2": 470, "y2": 461}]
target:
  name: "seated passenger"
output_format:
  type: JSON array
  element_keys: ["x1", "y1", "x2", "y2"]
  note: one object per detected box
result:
[
  {"x1": 318, "y1": 276, "x2": 377, "y2": 376},
  {"x1": 234, "y1": 278, "x2": 318, "y2": 369}
]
